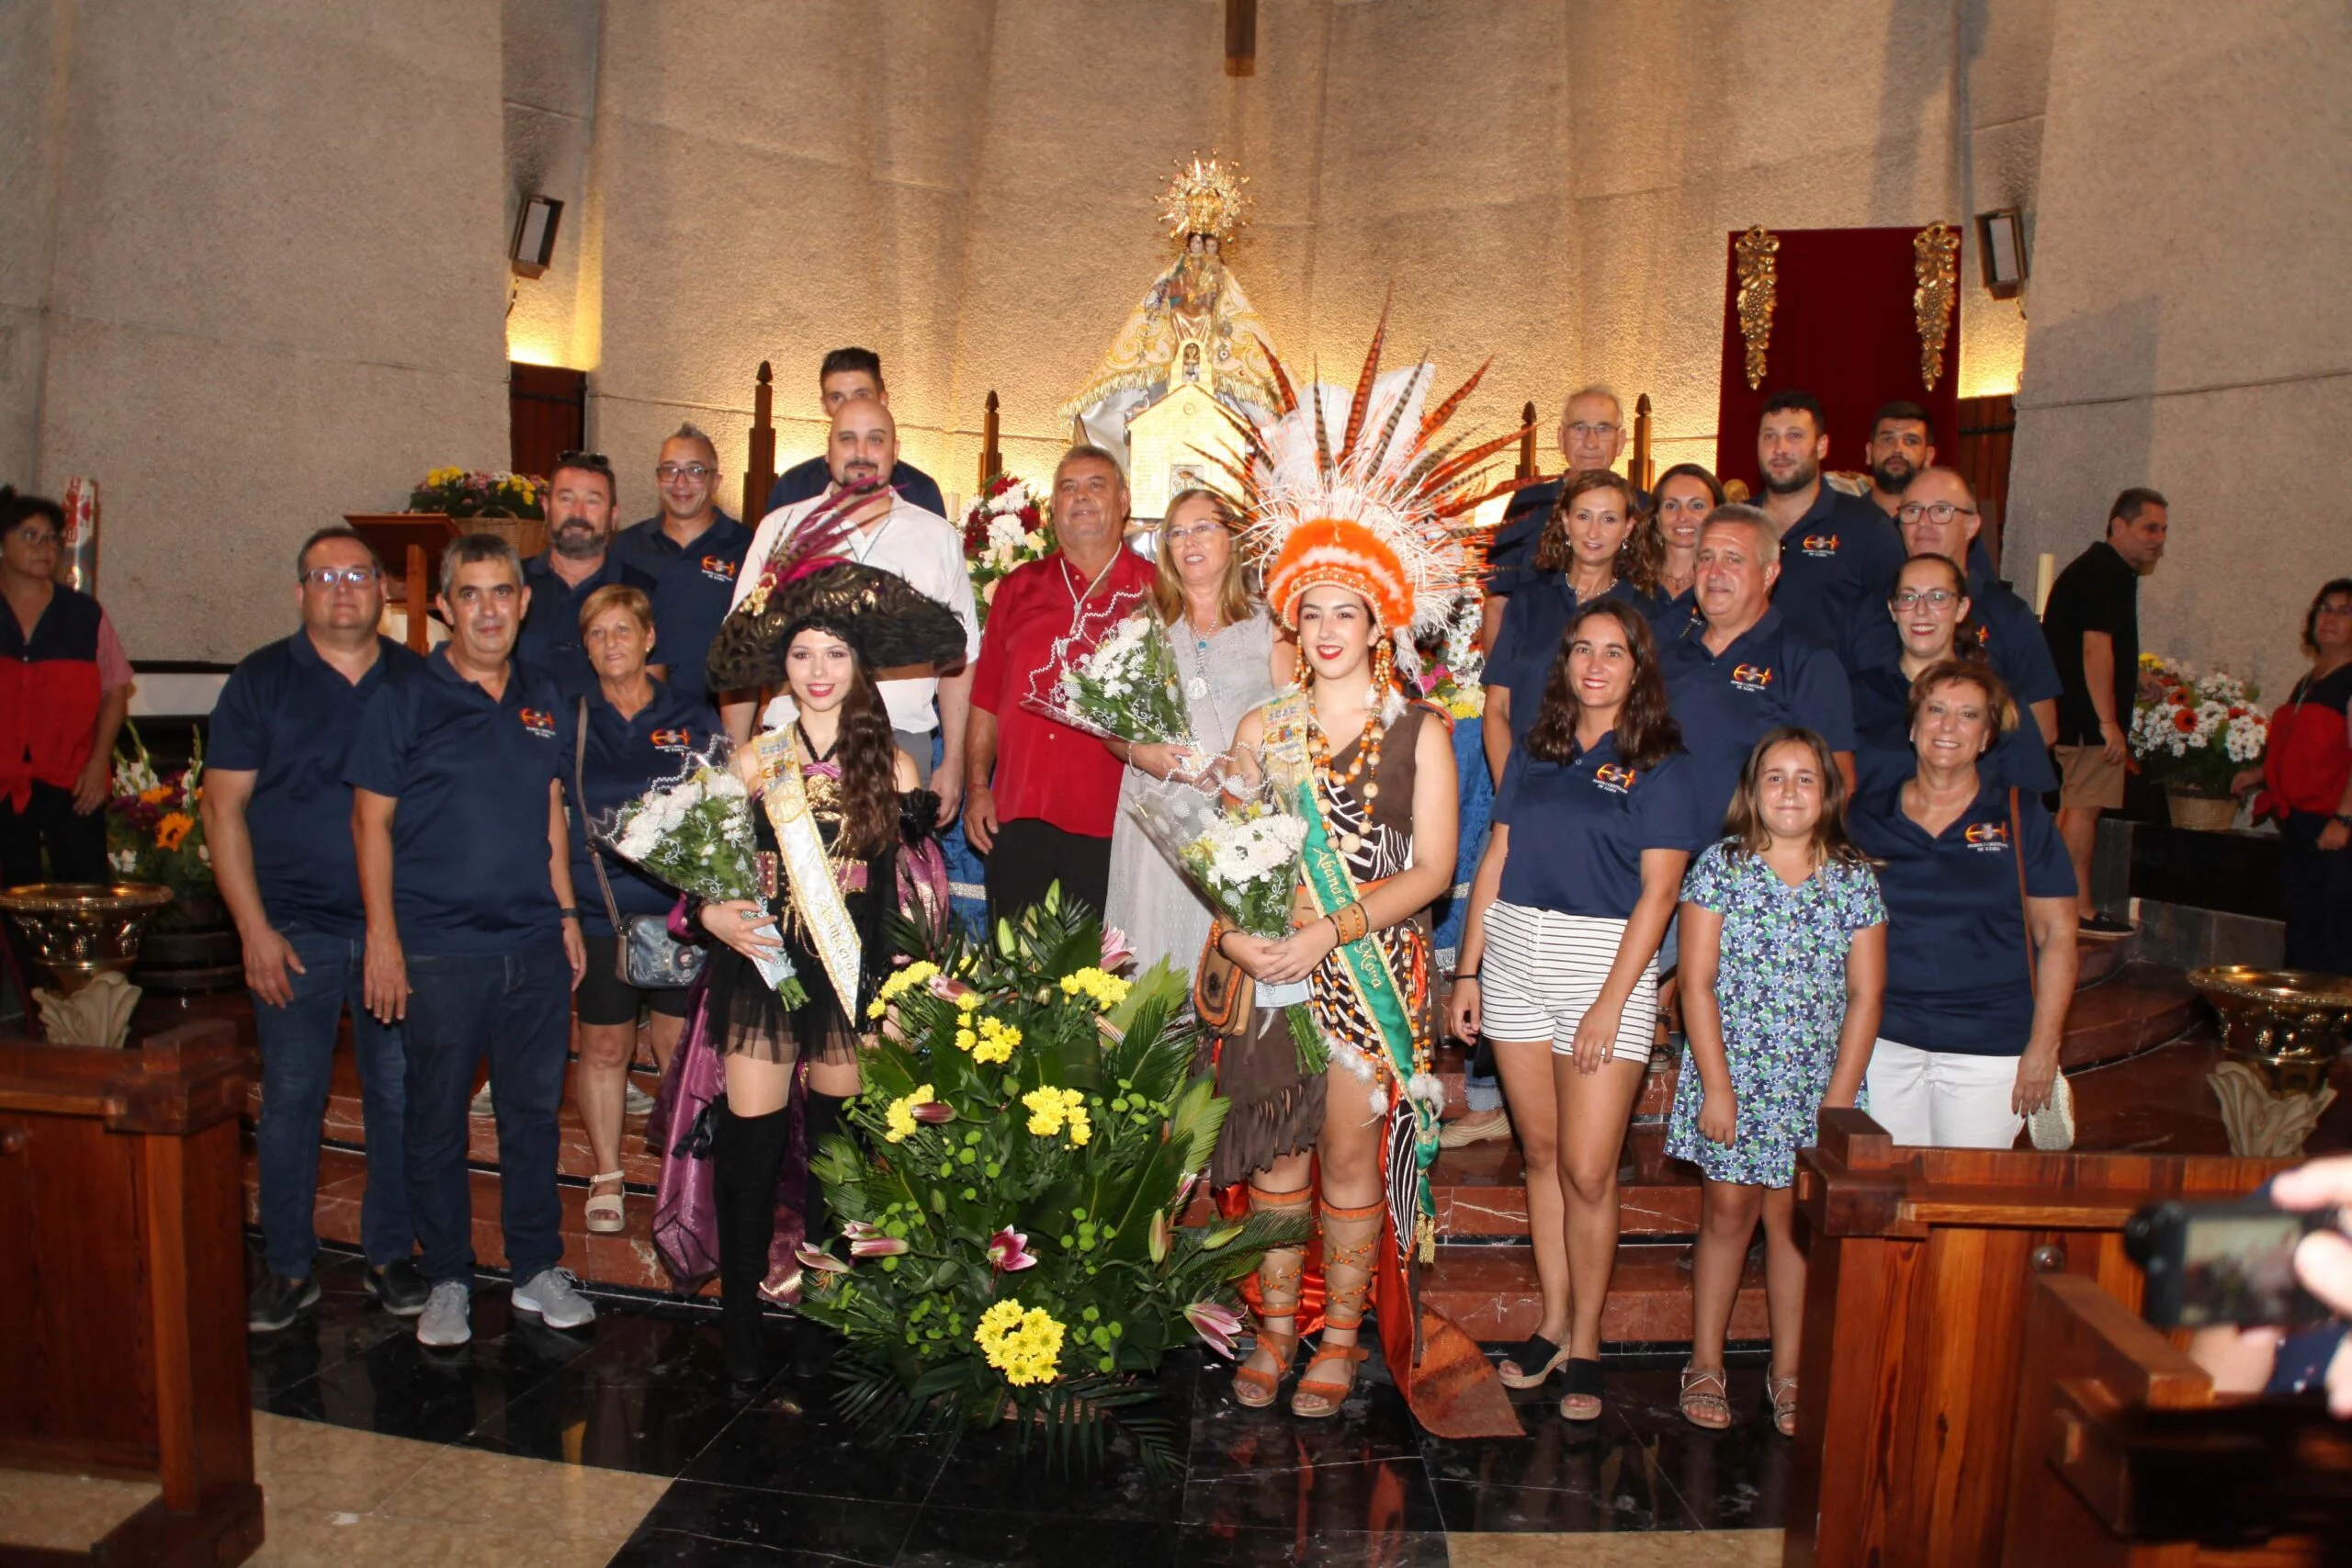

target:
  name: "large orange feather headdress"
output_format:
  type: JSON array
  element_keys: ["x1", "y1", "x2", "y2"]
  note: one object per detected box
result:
[{"x1": 1207, "y1": 297, "x2": 1532, "y2": 679}]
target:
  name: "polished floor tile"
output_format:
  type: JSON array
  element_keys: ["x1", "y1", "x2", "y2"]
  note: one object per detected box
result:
[
  {"x1": 897, "y1": 1503, "x2": 1184, "y2": 1567},
  {"x1": 628, "y1": 1478, "x2": 920, "y2": 1564},
  {"x1": 0, "y1": 1468, "x2": 157, "y2": 1552},
  {"x1": 1451, "y1": 1529, "x2": 1784, "y2": 1567}
]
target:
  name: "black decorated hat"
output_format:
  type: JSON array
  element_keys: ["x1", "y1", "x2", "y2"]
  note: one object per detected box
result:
[{"x1": 703, "y1": 485, "x2": 967, "y2": 689}]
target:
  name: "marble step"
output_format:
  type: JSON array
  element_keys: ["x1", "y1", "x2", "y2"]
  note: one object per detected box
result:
[{"x1": 1421, "y1": 1241, "x2": 1768, "y2": 1345}]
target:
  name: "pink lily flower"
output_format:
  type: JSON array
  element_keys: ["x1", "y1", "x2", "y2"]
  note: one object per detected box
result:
[
  {"x1": 987, "y1": 1226, "x2": 1039, "y2": 1272},
  {"x1": 1101, "y1": 927, "x2": 1136, "y2": 973},
  {"x1": 1183, "y1": 1301, "x2": 1245, "y2": 1359},
  {"x1": 840, "y1": 1220, "x2": 879, "y2": 1240},
  {"x1": 1148, "y1": 1210, "x2": 1172, "y2": 1265},
  {"x1": 912, "y1": 1100, "x2": 956, "y2": 1124},
  {"x1": 849, "y1": 1235, "x2": 909, "y2": 1258},
  {"x1": 795, "y1": 1243, "x2": 850, "y2": 1274}
]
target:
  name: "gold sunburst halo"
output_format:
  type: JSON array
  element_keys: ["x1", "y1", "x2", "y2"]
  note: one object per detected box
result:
[{"x1": 1160, "y1": 153, "x2": 1250, "y2": 246}]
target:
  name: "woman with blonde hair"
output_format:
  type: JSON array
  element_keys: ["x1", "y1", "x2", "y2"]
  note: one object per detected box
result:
[{"x1": 1102, "y1": 488, "x2": 1287, "y2": 972}]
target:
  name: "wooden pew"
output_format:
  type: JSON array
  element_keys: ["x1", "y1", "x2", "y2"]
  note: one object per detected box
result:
[{"x1": 1786, "y1": 1109, "x2": 2298, "y2": 1567}]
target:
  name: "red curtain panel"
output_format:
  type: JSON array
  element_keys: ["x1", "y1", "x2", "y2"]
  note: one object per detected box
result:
[{"x1": 1713, "y1": 226, "x2": 1962, "y2": 494}]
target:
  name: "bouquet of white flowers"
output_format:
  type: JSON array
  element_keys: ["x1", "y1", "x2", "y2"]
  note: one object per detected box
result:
[
  {"x1": 597, "y1": 741, "x2": 806, "y2": 1008},
  {"x1": 1126, "y1": 776, "x2": 1322, "y2": 1072},
  {"x1": 1035, "y1": 610, "x2": 1196, "y2": 758}
]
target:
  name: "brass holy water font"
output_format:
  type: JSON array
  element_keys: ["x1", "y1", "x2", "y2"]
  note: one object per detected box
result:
[
  {"x1": 2190, "y1": 965, "x2": 2352, "y2": 1157},
  {"x1": 0, "y1": 881, "x2": 175, "y2": 1049}
]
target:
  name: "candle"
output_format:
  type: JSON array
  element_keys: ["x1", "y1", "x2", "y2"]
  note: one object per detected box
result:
[{"x1": 2034, "y1": 552, "x2": 2055, "y2": 617}]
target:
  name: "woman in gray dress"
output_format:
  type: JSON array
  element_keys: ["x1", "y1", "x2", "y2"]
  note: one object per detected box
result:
[{"x1": 1102, "y1": 488, "x2": 1290, "y2": 973}]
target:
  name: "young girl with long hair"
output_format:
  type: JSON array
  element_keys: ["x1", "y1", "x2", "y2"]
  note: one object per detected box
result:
[
  {"x1": 670, "y1": 508, "x2": 961, "y2": 1393},
  {"x1": 1667, "y1": 728, "x2": 1885, "y2": 1436},
  {"x1": 1451, "y1": 599, "x2": 1709, "y2": 1423}
]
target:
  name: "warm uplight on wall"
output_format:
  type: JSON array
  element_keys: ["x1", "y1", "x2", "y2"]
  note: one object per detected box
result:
[
  {"x1": 506, "y1": 333, "x2": 566, "y2": 368},
  {"x1": 1976, "y1": 209, "x2": 2027, "y2": 300}
]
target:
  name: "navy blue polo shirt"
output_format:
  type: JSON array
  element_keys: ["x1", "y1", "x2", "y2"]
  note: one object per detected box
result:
[
  {"x1": 1967, "y1": 570, "x2": 2063, "y2": 708},
  {"x1": 1485, "y1": 577, "x2": 1662, "y2": 742},
  {"x1": 1649, "y1": 585, "x2": 1700, "y2": 642},
  {"x1": 516, "y1": 551, "x2": 662, "y2": 700},
  {"x1": 612, "y1": 515, "x2": 752, "y2": 701},
  {"x1": 345, "y1": 649, "x2": 569, "y2": 953},
  {"x1": 766, "y1": 457, "x2": 944, "y2": 520},
  {"x1": 1660, "y1": 606, "x2": 1855, "y2": 826},
  {"x1": 1847, "y1": 778, "x2": 2076, "y2": 1056},
  {"x1": 207, "y1": 633, "x2": 425, "y2": 940},
  {"x1": 562, "y1": 681, "x2": 709, "y2": 936},
  {"x1": 1769, "y1": 484, "x2": 1905, "y2": 664},
  {"x1": 1483, "y1": 478, "x2": 1650, "y2": 596},
  {"x1": 1848, "y1": 658, "x2": 2059, "y2": 796},
  {"x1": 1493, "y1": 736, "x2": 1708, "y2": 919}
]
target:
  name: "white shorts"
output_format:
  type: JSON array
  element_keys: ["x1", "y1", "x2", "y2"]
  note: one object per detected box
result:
[
  {"x1": 1479, "y1": 901, "x2": 1657, "y2": 1065},
  {"x1": 1863, "y1": 1039, "x2": 2023, "y2": 1149}
]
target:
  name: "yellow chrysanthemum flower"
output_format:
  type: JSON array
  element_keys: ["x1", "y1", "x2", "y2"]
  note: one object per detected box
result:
[
  {"x1": 883, "y1": 1083, "x2": 933, "y2": 1144},
  {"x1": 971, "y1": 1016, "x2": 1020, "y2": 1066},
  {"x1": 975, "y1": 1301, "x2": 1066, "y2": 1387},
  {"x1": 955, "y1": 990, "x2": 983, "y2": 1012},
  {"x1": 1066, "y1": 1103, "x2": 1092, "y2": 1147},
  {"x1": 1057, "y1": 966, "x2": 1131, "y2": 1011},
  {"x1": 1022, "y1": 1086, "x2": 1068, "y2": 1137}
]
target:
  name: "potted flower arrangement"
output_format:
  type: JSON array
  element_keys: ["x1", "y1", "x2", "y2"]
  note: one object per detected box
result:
[
  {"x1": 408, "y1": 467, "x2": 547, "y2": 520},
  {"x1": 798, "y1": 890, "x2": 1303, "y2": 1472},
  {"x1": 961, "y1": 473, "x2": 1054, "y2": 625},
  {"x1": 105, "y1": 725, "x2": 240, "y2": 987},
  {"x1": 2130, "y1": 653, "x2": 2267, "y2": 830}
]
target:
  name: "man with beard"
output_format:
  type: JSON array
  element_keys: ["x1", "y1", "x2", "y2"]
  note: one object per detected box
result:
[
  {"x1": 1753, "y1": 390, "x2": 1904, "y2": 669},
  {"x1": 515, "y1": 452, "x2": 662, "y2": 698},
  {"x1": 763, "y1": 347, "x2": 946, "y2": 518},
  {"x1": 610, "y1": 424, "x2": 751, "y2": 707},
  {"x1": 1865, "y1": 403, "x2": 1996, "y2": 581},
  {"x1": 1480, "y1": 384, "x2": 1646, "y2": 650},
  {"x1": 964, "y1": 445, "x2": 1153, "y2": 924},
  {"x1": 348, "y1": 534, "x2": 593, "y2": 1348},
  {"x1": 725, "y1": 397, "x2": 978, "y2": 818}
]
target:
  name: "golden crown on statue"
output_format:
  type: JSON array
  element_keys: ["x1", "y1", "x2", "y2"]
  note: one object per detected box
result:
[{"x1": 1159, "y1": 152, "x2": 1250, "y2": 245}]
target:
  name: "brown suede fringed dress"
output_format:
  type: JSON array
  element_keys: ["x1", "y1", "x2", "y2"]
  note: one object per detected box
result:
[{"x1": 1208, "y1": 701, "x2": 1439, "y2": 1190}]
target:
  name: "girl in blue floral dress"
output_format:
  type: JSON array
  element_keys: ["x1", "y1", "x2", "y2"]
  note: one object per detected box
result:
[{"x1": 1667, "y1": 727, "x2": 1886, "y2": 1437}]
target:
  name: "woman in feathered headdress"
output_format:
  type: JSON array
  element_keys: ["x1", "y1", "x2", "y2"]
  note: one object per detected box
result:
[
  {"x1": 657, "y1": 487, "x2": 964, "y2": 1393},
  {"x1": 1201, "y1": 310, "x2": 1525, "y2": 1434}
]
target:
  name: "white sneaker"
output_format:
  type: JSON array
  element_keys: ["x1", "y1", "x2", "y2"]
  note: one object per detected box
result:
[
  {"x1": 416, "y1": 1280, "x2": 472, "y2": 1347},
  {"x1": 624, "y1": 1084, "x2": 657, "y2": 1117},
  {"x1": 469, "y1": 1083, "x2": 494, "y2": 1116},
  {"x1": 513, "y1": 1267, "x2": 597, "y2": 1330}
]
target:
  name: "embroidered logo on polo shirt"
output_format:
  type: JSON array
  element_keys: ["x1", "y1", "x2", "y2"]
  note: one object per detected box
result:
[
  {"x1": 699, "y1": 556, "x2": 739, "y2": 582},
  {"x1": 1593, "y1": 762, "x2": 1638, "y2": 795},
  {"x1": 1731, "y1": 663, "x2": 1775, "y2": 693},
  {"x1": 1800, "y1": 534, "x2": 1838, "y2": 557},
  {"x1": 650, "y1": 727, "x2": 692, "y2": 752},
  {"x1": 1974, "y1": 622, "x2": 1992, "y2": 649},
  {"x1": 517, "y1": 707, "x2": 557, "y2": 739},
  {"x1": 1963, "y1": 820, "x2": 2011, "y2": 852}
]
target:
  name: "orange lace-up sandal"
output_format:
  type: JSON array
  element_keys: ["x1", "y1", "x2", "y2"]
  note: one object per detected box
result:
[
  {"x1": 1293, "y1": 1198, "x2": 1383, "y2": 1419},
  {"x1": 1233, "y1": 1186, "x2": 1310, "y2": 1409}
]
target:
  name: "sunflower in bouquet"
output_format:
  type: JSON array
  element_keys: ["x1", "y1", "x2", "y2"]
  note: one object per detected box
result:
[{"x1": 797, "y1": 888, "x2": 1306, "y2": 1473}]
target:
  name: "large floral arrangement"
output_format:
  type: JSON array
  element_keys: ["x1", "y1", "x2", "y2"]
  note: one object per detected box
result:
[
  {"x1": 409, "y1": 467, "x2": 546, "y2": 520},
  {"x1": 798, "y1": 890, "x2": 1303, "y2": 1472},
  {"x1": 106, "y1": 723, "x2": 216, "y2": 920},
  {"x1": 961, "y1": 473, "x2": 1054, "y2": 622},
  {"x1": 2130, "y1": 653, "x2": 2267, "y2": 795}
]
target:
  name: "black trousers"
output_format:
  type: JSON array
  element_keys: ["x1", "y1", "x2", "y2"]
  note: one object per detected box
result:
[
  {"x1": 0, "y1": 780, "x2": 109, "y2": 889},
  {"x1": 983, "y1": 818, "x2": 1112, "y2": 932},
  {"x1": 2279, "y1": 811, "x2": 2352, "y2": 977}
]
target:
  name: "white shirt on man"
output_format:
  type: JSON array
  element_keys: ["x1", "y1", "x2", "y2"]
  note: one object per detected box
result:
[{"x1": 731, "y1": 491, "x2": 981, "y2": 735}]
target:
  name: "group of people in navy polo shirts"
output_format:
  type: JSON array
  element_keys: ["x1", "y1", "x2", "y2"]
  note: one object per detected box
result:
[
  {"x1": 1445, "y1": 389, "x2": 2086, "y2": 1428},
  {"x1": 212, "y1": 432, "x2": 764, "y2": 1346}
]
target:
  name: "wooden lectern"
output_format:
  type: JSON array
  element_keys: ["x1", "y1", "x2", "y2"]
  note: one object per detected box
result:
[
  {"x1": 0, "y1": 1021, "x2": 263, "y2": 1565},
  {"x1": 1786, "y1": 1110, "x2": 2301, "y2": 1568},
  {"x1": 344, "y1": 513, "x2": 459, "y2": 654}
]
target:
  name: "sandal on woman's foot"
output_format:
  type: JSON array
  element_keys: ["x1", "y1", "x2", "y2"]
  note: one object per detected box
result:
[
  {"x1": 1498, "y1": 1333, "x2": 1569, "y2": 1390},
  {"x1": 1679, "y1": 1362, "x2": 1731, "y2": 1430},
  {"x1": 1557, "y1": 1357, "x2": 1606, "y2": 1423},
  {"x1": 584, "y1": 1171, "x2": 627, "y2": 1235},
  {"x1": 1291, "y1": 1339, "x2": 1370, "y2": 1419},
  {"x1": 1233, "y1": 1328, "x2": 1297, "y2": 1409},
  {"x1": 1764, "y1": 1369, "x2": 1798, "y2": 1438}
]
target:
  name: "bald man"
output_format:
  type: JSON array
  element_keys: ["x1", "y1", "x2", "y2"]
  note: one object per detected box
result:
[{"x1": 722, "y1": 397, "x2": 979, "y2": 824}]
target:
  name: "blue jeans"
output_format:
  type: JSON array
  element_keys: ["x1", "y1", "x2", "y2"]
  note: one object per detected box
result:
[
  {"x1": 252, "y1": 929, "x2": 413, "y2": 1278},
  {"x1": 401, "y1": 937, "x2": 573, "y2": 1287}
]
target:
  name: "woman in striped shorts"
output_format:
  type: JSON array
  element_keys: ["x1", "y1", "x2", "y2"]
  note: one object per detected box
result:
[{"x1": 1449, "y1": 598, "x2": 1709, "y2": 1423}]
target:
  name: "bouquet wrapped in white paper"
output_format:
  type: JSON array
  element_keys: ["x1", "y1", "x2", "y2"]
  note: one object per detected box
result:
[
  {"x1": 595, "y1": 739, "x2": 806, "y2": 1008},
  {"x1": 1125, "y1": 774, "x2": 1323, "y2": 1072},
  {"x1": 1031, "y1": 610, "x2": 1198, "y2": 761}
]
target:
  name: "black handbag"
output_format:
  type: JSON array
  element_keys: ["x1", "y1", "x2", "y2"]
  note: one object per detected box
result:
[{"x1": 577, "y1": 697, "x2": 707, "y2": 990}]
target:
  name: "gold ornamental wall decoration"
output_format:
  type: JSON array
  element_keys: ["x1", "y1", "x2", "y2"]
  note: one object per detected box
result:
[
  {"x1": 1913, "y1": 221, "x2": 1961, "y2": 390},
  {"x1": 1734, "y1": 225, "x2": 1780, "y2": 390}
]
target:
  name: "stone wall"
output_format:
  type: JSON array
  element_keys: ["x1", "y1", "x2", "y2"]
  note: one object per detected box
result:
[
  {"x1": 2005, "y1": 0, "x2": 2351, "y2": 693},
  {"x1": 2, "y1": 0, "x2": 512, "y2": 661}
]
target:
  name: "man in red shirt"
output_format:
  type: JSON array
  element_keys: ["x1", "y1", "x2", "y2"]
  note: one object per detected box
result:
[{"x1": 963, "y1": 446, "x2": 1154, "y2": 927}]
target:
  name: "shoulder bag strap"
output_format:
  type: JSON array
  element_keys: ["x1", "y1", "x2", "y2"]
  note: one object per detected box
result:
[
  {"x1": 2009, "y1": 785, "x2": 2035, "y2": 996},
  {"x1": 576, "y1": 697, "x2": 627, "y2": 973}
]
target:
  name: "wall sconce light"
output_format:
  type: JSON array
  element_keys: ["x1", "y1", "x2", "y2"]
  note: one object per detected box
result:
[
  {"x1": 510, "y1": 195, "x2": 564, "y2": 279},
  {"x1": 1976, "y1": 209, "x2": 2027, "y2": 299}
]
